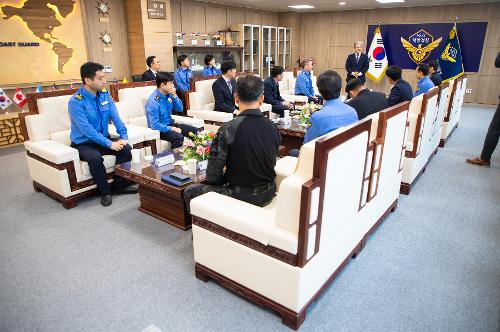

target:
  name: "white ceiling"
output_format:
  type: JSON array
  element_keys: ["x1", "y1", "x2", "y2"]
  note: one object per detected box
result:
[{"x1": 197, "y1": 0, "x2": 495, "y2": 12}]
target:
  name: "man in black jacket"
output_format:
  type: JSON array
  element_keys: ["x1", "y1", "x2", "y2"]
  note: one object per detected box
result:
[
  {"x1": 346, "y1": 78, "x2": 387, "y2": 120},
  {"x1": 345, "y1": 41, "x2": 369, "y2": 84},
  {"x1": 212, "y1": 61, "x2": 237, "y2": 113},
  {"x1": 184, "y1": 75, "x2": 281, "y2": 211},
  {"x1": 141, "y1": 56, "x2": 160, "y2": 81},
  {"x1": 263, "y1": 66, "x2": 293, "y2": 117},
  {"x1": 428, "y1": 60, "x2": 442, "y2": 86},
  {"x1": 385, "y1": 65, "x2": 413, "y2": 107}
]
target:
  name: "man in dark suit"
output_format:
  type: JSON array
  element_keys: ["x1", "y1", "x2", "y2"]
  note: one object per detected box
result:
[
  {"x1": 345, "y1": 41, "x2": 369, "y2": 84},
  {"x1": 263, "y1": 66, "x2": 293, "y2": 117},
  {"x1": 428, "y1": 60, "x2": 443, "y2": 86},
  {"x1": 141, "y1": 56, "x2": 160, "y2": 81},
  {"x1": 345, "y1": 78, "x2": 387, "y2": 120},
  {"x1": 212, "y1": 61, "x2": 237, "y2": 113},
  {"x1": 385, "y1": 65, "x2": 413, "y2": 107}
]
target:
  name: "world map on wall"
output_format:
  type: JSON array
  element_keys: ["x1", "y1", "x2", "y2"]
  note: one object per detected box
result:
[{"x1": 2, "y1": 0, "x2": 76, "y2": 73}]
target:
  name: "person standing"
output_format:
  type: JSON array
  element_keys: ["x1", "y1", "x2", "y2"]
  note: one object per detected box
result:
[
  {"x1": 68, "y1": 62, "x2": 138, "y2": 207},
  {"x1": 345, "y1": 41, "x2": 369, "y2": 84}
]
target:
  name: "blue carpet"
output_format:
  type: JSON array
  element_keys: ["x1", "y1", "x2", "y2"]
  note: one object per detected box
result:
[{"x1": 0, "y1": 105, "x2": 498, "y2": 332}]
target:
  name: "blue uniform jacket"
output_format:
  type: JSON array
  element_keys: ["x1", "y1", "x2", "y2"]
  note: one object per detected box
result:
[
  {"x1": 202, "y1": 66, "x2": 222, "y2": 77},
  {"x1": 68, "y1": 87, "x2": 127, "y2": 148},
  {"x1": 295, "y1": 71, "x2": 315, "y2": 97},
  {"x1": 145, "y1": 89, "x2": 183, "y2": 133},
  {"x1": 175, "y1": 67, "x2": 193, "y2": 91},
  {"x1": 304, "y1": 98, "x2": 358, "y2": 144},
  {"x1": 414, "y1": 76, "x2": 434, "y2": 97}
]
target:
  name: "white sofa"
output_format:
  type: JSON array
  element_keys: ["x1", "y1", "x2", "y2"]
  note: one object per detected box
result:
[
  {"x1": 114, "y1": 85, "x2": 205, "y2": 152},
  {"x1": 20, "y1": 89, "x2": 160, "y2": 208},
  {"x1": 400, "y1": 86, "x2": 445, "y2": 194},
  {"x1": 190, "y1": 102, "x2": 409, "y2": 329},
  {"x1": 440, "y1": 76, "x2": 467, "y2": 147}
]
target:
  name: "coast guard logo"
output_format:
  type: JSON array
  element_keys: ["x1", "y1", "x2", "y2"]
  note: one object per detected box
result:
[
  {"x1": 441, "y1": 28, "x2": 458, "y2": 63},
  {"x1": 400, "y1": 29, "x2": 442, "y2": 64}
]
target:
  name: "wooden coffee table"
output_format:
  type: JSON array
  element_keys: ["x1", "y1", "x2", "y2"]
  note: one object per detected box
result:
[
  {"x1": 276, "y1": 119, "x2": 306, "y2": 157},
  {"x1": 115, "y1": 152, "x2": 206, "y2": 230}
]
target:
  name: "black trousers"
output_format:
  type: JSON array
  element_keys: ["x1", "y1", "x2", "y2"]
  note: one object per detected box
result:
[
  {"x1": 183, "y1": 182, "x2": 276, "y2": 214},
  {"x1": 176, "y1": 89, "x2": 188, "y2": 114},
  {"x1": 71, "y1": 142, "x2": 132, "y2": 195},
  {"x1": 271, "y1": 103, "x2": 288, "y2": 117},
  {"x1": 297, "y1": 93, "x2": 323, "y2": 104},
  {"x1": 480, "y1": 103, "x2": 500, "y2": 161},
  {"x1": 160, "y1": 123, "x2": 198, "y2": 149}
]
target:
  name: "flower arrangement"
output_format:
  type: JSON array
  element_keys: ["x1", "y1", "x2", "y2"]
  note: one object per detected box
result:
[
  {"x1": 175, "y1": 32, "x2": 185, "y2": 40},
  {"x1": 212, "y1": 34, "x2": 222, "y2": 40},
  {"x1": 200, "y1": 33, "x2": 209, "y2": 40},
  {"x1": 298, "y1": 103, "x2": 322, "y2": 126},
  {"x1": 182, "y1": 130, "x2": 216, "y2": 161}
]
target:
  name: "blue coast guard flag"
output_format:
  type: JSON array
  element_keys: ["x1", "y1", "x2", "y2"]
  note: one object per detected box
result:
[
  {"x1": 439, "y1": 24, "x2": 464, "y2": 82},
  {"x1": 367, "y1": 27, "x2": 388, "y2": 83}
]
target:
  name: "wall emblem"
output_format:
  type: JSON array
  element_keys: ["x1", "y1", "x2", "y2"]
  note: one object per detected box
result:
[{"x1": 400, "y1": 29, "x2": 442, "y2": 64}]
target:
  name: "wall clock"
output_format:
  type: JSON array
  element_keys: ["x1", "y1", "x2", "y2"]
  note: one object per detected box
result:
[
  {"x1": 96, "y1": 1, "x2": 110, "y2": 16},
  {"x1": 100, "y1": 31, "x2": 112, "y2": 46}
]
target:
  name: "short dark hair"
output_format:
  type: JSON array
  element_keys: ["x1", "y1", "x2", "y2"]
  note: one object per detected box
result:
[
  {"x1": 417, "y1": 63, "x2": 429, "y2": 76},
  {"x1": 81, "y1": 61, "x2": 104, "y2": 84},
  {"x1": 146, "y1": 56, "x2": 156, "y2": 68},
  {"x1": 221, "y1": 60, "x2": 236, "y2": 74},
  {"x1": 204, "y1": 54, "x2": 215, "y2": 66},
  {"x1": 236, "y1": 75, "x2": 263, "y2": 103},
  {"x1": 156, "y1": 72, "x2": 174, "y2": 88},
  {"x1": 427, "y1": 60, "x2": 438, "y2": 71},
  {"x1": 177, "y1": 55, "x2": 188, "y2": 67},
  {"x1": 317, "y1": 70, "x2": 342, "y2": 100},
  {"x1": 345, "y1": 78, "x2": 364, "y2": 94},
  {"x1": 386, "y1": 65, "x2": 402, "y2": 81},
  {"x1": 271, "y1": 66, "x2": 284, "y2": 78}
]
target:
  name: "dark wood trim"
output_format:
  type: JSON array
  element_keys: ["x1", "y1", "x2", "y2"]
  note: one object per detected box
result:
[
  {"x1": 193, "y1": 216, "x2": 297, "y2": 266},
  {"x1": 26, "y1": 89, "x2": 77, "y2": 115},
  {"x1": 109, "y1": 80, "x2": 156, "y2": 101},
  {"x1": 438, "y1": 121, "x2": 459, "y2": 148},
  {"x1": 400, "y1": 147, "x2": 438, "y2": 195},
  {"x1": 408, "y1": 88, "x2": 439, "y2": 159},
  {"x1": 195, "y1": 199, "x2": 399, "y2": 330},
  {"x1": 296, "y1": 178, "x2": 320, "y2": 267},
  {"x1": 18, "y1": 112, "x2": 36, "y2": 143},
  {"x1": 32, "y1": 181, "x2": 99, "y2": 209}
]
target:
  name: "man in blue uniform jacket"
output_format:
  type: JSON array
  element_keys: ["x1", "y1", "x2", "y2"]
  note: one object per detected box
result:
[
  {"x1": 145, "y1": 72, "x2": 197, "y2": 149},
  {"x1": 385, "y1": 65, "x2": 413, "y2": 107},
  {"x1": 295, "y1": 58, "x2": 322, "y2": 104},
  {"x1": 414, "y1": 63, "x2": 435, "y2": 97},
  {"x1": 304, "y1": 70, "x2": 358, "y2": 144},
  {"x1": 68, "y1": 62, "x2": 137, "y2": 207}
]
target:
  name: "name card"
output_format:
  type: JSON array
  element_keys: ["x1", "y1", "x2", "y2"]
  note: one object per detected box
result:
[
  {"x1": 216, "y1": 40, "x2": 223, "y2": 46},
  {"x1": 204, "y1": 40, "x2": 211, "y2": 46},
  {"x1": 156, "y1": 154, "x2": 175, "y2": 167},
  {"x1": 176, "y1": 40, "x2": 184, "y2": 46},
  {"x1": 198, "y1": 160, "x2": 208, "y2": 171},
  {"x1": 191, "y1": 40, "x2": 198, "y2": 46}
]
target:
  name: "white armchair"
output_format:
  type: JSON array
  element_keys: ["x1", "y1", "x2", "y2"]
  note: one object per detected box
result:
[
  {"x1": 20, "y1": 89, "x2": 158, "y2": 209},
  {"x1": 440, "y1": 76, "x2": 466, "y2": 147},
  {"x1": 190, "y1": 102, "x2": 409, "y2": 329}
]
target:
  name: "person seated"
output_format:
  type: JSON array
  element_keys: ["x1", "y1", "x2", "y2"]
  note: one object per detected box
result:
[
  {"x1": 303, "y1": 70, "x2": 358, "y2": 144},
  {"x1": 202, "y1": 54, "x2": 222, "y2": 77},
  {"x1": 141, "y1": 55, "x2": 160, "y2": 81},
  {"x1": 212, "y1": 60, "x2": 237, "y2": 113},
  {"x1": 174, "y1": 55, "x2": 193, "y2": 107},
  {"x1": 183, "y1": 75, "x2": 281, "y2": 210},
  {"x1": 414, "y1": 63, "x2": 434, "y2": 97},
  {"x1": 263, "y1": 66, "x2": 293, "y2": 117},
  {"x1": 385, "y1": 65, "x2": 413, "y2": 107},
  {"x1": 428, "y1": 60, "x2": 443, "y2": 86},
  {"x1": 345, "y1": 41, "x2": 370, "y2": 84},
  {"x1": 345, "y1": 78, "x2": 387, "y2": 120},
  {"x1": 145, "y1": 72, "x2": 197, "y2": 149},
  {"x1": 68, "y1": 62, "x2": 138, "y2": 207},
  {"x1": 295, "y1": 58, "x2": 322, "y2": 104}
]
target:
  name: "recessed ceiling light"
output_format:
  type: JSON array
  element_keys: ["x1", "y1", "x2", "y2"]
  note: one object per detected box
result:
[
  {"x1": 339, "y1": 2, "x2": 346, "y2": 5},
  {"x1": 375, "y1": 0, "x2": 405, "y2": 3},
  {"x1": 288, "y1": 5, "x2": 315, "y2": 9}
]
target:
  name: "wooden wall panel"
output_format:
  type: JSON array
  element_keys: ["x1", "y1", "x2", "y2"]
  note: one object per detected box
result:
[
  {"x1": 293, "y1": 2, "x2": 499, "y2": 104},
  {"x1": 226, "y1": 8, "x2": 246, "y2": 26},
  {"x1": 463, "y1": 74, "x2": 478, "y2": 103},
  {"x1": 181, "y1": 3, "x2": 206, "y2": 33},
  {"x1": 206, "y1": 6, "x2": 227, "y2": 33},
  {"x1": 245, "y1": 9, "x2": 262, "y2": 25},
  {"x1": 82, "y1": 0, "x2": 130, "y2": 82},
  {"x1": 262, "y1": 12, "x2": 278, "y2": 26},
  {"x1": 170, "y1": 1, "x2": 182, "y2": 33},
  {"x1": 278, "y1": 12, "x2": 302, "y2": 68}
]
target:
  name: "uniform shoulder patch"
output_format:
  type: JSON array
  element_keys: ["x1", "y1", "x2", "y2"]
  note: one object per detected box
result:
[
  {"x1": 101, "y1": 88, "x2": 108, "y2": 93},
  {"x1": 75, "y1": 94, "x2": 83, "y2": 100},
  {"x1": 155, "y1": 95, "x2": 160, "y2": 102}
]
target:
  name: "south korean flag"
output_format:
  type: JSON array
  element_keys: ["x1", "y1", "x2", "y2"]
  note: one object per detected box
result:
[
  {"x1": 367, "y1": 27, "x2": 388, "y2": 83},
  {"x1": 0, "y1": 89, "x2": 13, "y2": 111}
]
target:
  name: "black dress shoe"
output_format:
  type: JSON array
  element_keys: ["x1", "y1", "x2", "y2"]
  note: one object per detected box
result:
[
  {"x1": 113, "y1": 183, "x2": 139, "y2": 195},
  {"x1": 101, "y1": 194, "x2": 112, "y2": 206}
]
